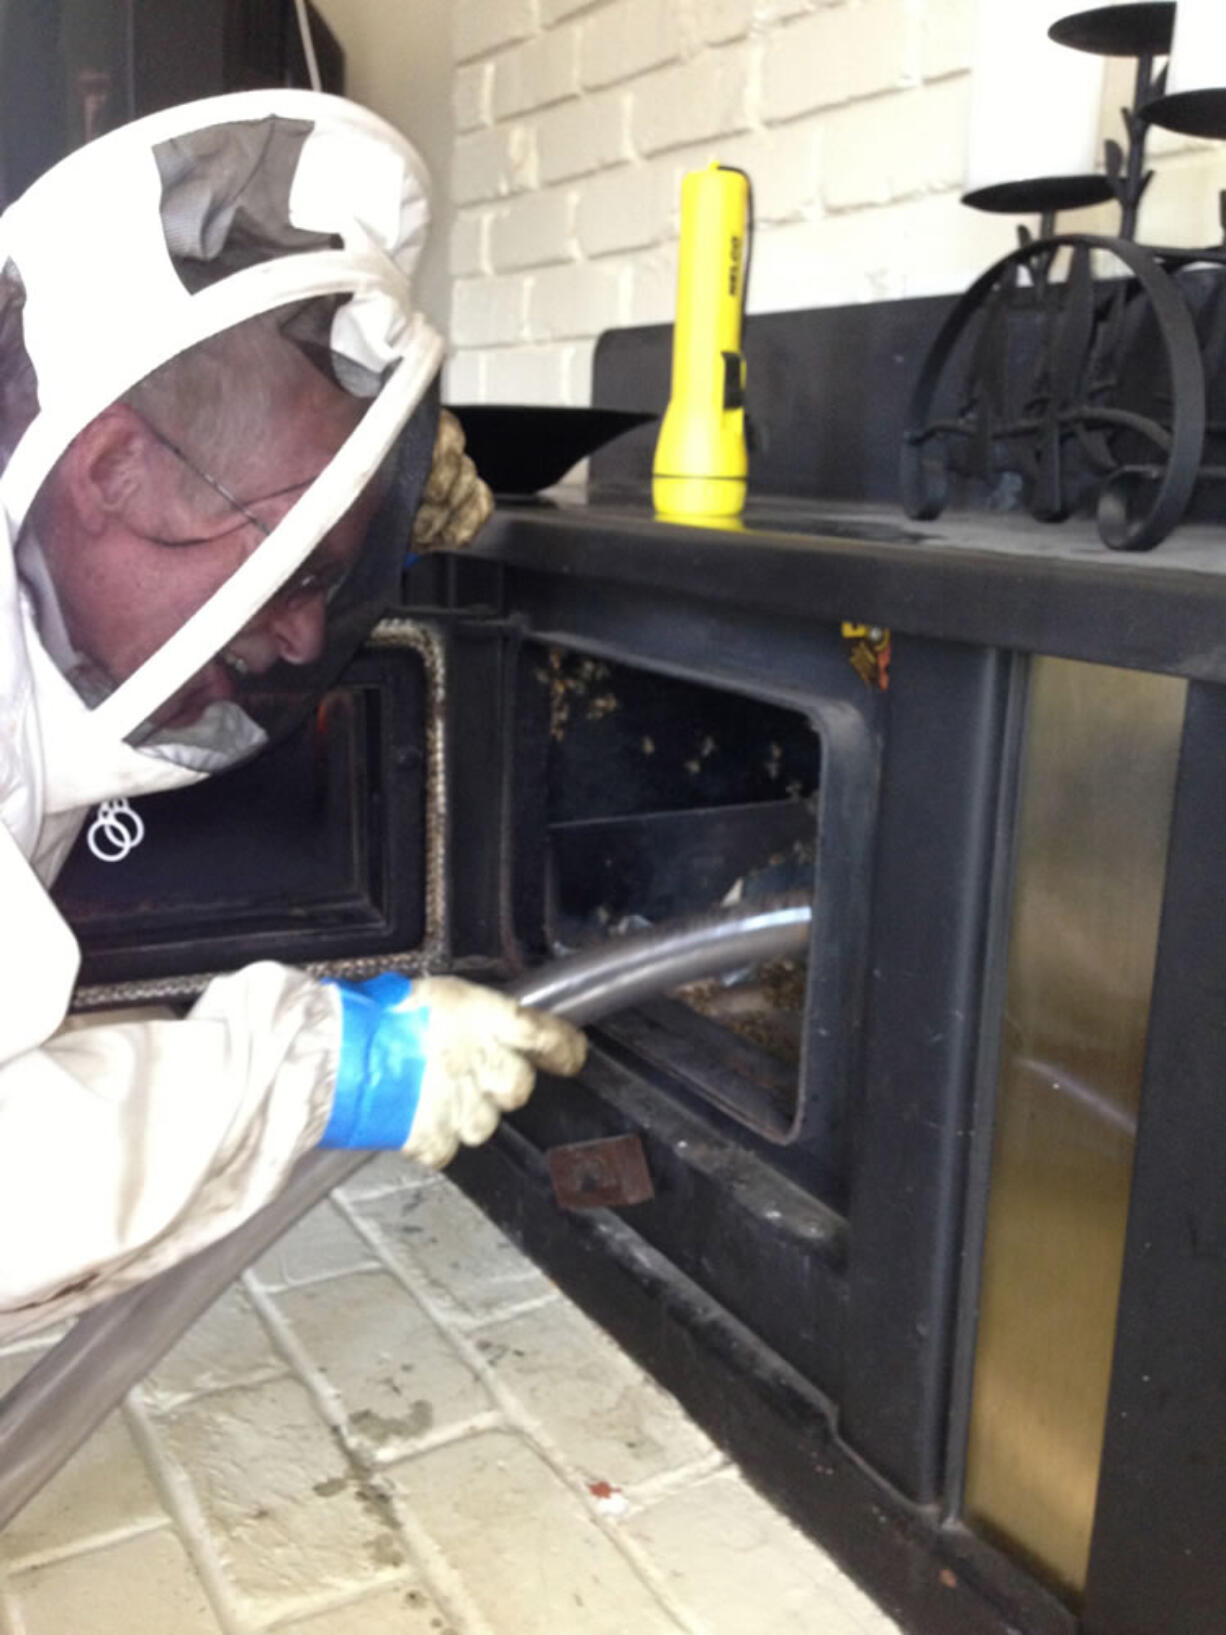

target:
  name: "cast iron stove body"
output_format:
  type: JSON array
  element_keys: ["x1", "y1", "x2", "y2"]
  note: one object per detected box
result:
[{"x1": 55, "y1": 298, "x2": 1226, "y2": 1635}]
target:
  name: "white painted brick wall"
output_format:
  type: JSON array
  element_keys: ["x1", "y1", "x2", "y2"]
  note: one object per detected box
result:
[
  {"x1": 761, "y1": 3, "x2": 913, "y2": 124},
  {"x1": 528, "y1": 259, "x2": 624, "y2": 339},
  {"x1": 493, "y1": 28, "x2": 582, "y2": 120},
  {"x1": 574, "y1": 162, "x2": 674, "y2": 258},
  {"x1": 919, "y1": 0, "x2": 979, "y2": 82},
  {"x1": 453, "y1": 61, "x2": 492, "y2": 133},
  {"x1": 451, "y1": 215, "x2": 490, "y2": 282},
  {"x1": 821, "y1": 80, "x2": 971, "y2": 213},
  {"x1": 445, "y1": 348, "x2": 486, "y2": 403},
  {"x1": 537, "y1": 89, "x2": 632, "y2": 183},
  {"x1": 452, "y1": 124, "x2": 538, "y2": 207},
  {"x1": 697, "y1": 0, "x2": 755, "y2": 49},
  {"x1": 440, "y1": 0, "x2": 1226, "y2": 411},
  {"x1": 489, "y1": 188, "x2": 575, "y2": 270},
  {"x1": 452, "y1": 275, "x2": 527, "y2": 348},
  {"x1": 454, "y1": 0, "x2": 535, "y2": 66},
  {"x1": 544, "y1": 0, "x2": 606, "y2": 23},
  {"x1": 631, "y1": 49, "x2": 754, "y2": 158},
  {"x1": 484, "y1": 344, "x2": 572, "y2": 402},
  {"x1": 579, "y1": 0, "x2": 685, "y2": 91},
  {"x1": 450, "y1": 212, "x2": 488, "y2": 279}
]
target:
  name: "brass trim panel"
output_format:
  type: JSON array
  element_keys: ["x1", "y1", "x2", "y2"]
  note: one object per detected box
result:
[{"x1": 964, "y1": 657, "x2": 1186, "y2": 1597}]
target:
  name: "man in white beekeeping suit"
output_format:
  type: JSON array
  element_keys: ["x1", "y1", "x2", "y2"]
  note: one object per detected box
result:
[{"x1": 0, "y1": 91, "x2": 586, "y2": 1343}]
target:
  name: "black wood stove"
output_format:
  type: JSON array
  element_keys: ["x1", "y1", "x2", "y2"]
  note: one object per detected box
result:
[{"x1": 55, "y1": 298, "x2": 1226, "y2": 1635}]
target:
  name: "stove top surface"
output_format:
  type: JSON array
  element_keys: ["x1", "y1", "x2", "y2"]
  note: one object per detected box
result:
[{"x1": 471, "y1": 487, "x2": 1226, "y2": 684}]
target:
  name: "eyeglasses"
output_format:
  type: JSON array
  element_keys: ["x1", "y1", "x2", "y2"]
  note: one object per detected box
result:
[{"x1": 135, "y1": 416, "x2": 354, "y2": 607}]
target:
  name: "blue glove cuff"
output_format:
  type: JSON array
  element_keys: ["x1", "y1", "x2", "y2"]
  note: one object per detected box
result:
[{"x1": 320, "y1": 973, "x2": 429, "y2": 1149}]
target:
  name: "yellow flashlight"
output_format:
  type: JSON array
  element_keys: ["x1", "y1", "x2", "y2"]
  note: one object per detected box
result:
[{"x1": 652, "y1": 162, "x2": 751, "y2": 520}]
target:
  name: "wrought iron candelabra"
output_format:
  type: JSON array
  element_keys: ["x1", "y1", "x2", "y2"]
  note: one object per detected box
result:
[{"x1": 902, "y1": 3, "x2": 1226, "y2": 551}]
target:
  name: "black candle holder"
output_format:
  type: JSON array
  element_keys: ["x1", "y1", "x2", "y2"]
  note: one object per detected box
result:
[{"x1": 901, "y1": 2, "x2": 1226, "y2": 551}]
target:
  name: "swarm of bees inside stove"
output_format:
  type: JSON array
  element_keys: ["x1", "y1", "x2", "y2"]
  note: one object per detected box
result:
[{"x1": 535, "y1": 650, "x2": 621, "y2": 742}]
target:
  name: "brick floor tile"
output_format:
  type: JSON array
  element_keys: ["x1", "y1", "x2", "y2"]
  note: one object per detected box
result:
[
  {"x1": 389, "y1": 1429, "x2": 679, "y2": 1634},
  {"x1": 352, "y1": 1182, "x2": 553, "y2": 1321},
  {"x1": 273, "y1": 1271, "x2": 493, "y2": 1462},
  {"x1": 253, "y1": 1199, "x2": 381, "y2": 1292},
  {"x1": 624, "y1": 1470, "x2": 901, "y2": 1635},
  {"x1": 275, "y1": 1581, "x2": 451, "y2": 1633},
  {"x1": 6, "y1": 1528, "x2": 222, "y2": 1635},
  {"x1": 143, "y1": 1285, "x2": 288, "y2": 1409},
  {"x1": 0, "y1": 1357, "x2": 165, "y2": 1570},
  {"x1": 473, "y1": 1299, "x2": 715, "y2": 1489},
  {"x1": 156, "y1": 1375, "x2": 407, "y2": 1626},
  {"x1": 336, "y1": 1154, "x2": 437, "y2": 1204}
]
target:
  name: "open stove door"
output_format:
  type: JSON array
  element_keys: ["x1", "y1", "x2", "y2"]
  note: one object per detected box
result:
[{"x1": 53, "y1": 607, "x2": 496, "y2": 1007}]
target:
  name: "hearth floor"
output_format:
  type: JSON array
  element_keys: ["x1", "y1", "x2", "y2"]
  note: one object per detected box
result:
[{"x1": 0, "y1": 1158, "x2": 901, "y2": 1635}]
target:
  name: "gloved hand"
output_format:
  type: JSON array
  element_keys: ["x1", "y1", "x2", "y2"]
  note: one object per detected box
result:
[
  {"x1": 411, "y1": 408, "x2": 494, "y2": 551},
  {"x1": 320, "y1": 973, "x2": 586, "y2": 1168}
]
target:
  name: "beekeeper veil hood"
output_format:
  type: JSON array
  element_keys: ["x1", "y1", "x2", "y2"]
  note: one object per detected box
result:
[{"x1": 0, "y1": 91, "x2": 444, "y2": 817}]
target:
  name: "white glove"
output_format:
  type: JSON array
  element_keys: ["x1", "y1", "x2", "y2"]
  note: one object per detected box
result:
[
  {"x1": 321, "y1": 973, "x2": 586, "y2": 1169},
  {"x1": 402, "y1": 977, "x2": 585, "y2": 1167},
  {"x1": 411, "y1": 408, "x2": 494, "y2": 550}
]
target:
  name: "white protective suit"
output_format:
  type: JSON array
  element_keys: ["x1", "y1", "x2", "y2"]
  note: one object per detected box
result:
[{"x1": 0, "y1": 92, "x2": 459, "y2": 1344}]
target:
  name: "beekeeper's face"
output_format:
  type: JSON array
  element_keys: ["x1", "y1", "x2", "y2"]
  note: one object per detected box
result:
[{"x1": 35, "y1": 360, "x2": 375, "y2": 729}]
